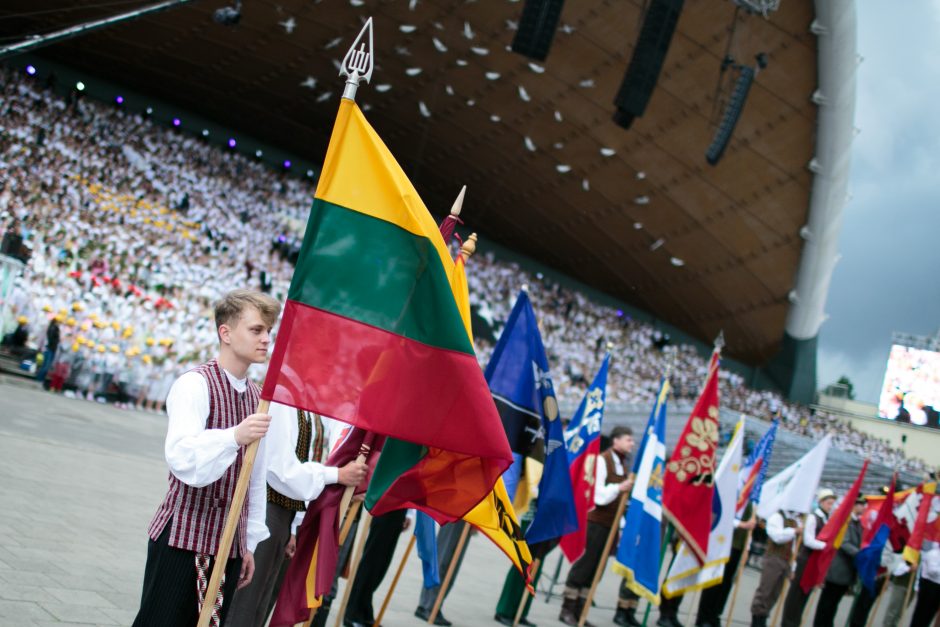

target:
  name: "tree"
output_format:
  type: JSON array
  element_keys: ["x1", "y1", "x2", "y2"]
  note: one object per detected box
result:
[{"x1": 836, "y1": 375, "x2": 855, "y2": 400}]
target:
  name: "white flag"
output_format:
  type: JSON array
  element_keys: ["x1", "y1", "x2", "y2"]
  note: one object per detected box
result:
[
  {"x1": 756, "y1": 434, "x2": 831, "y2": 519},
  {"x1": 663, "y1": 418, "x2": 746, "y2": 597}
]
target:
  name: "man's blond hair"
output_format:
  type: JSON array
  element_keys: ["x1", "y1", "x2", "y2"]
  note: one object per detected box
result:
[{"x1": 214, "y1": 289, "x2": 281, "y2": 332}]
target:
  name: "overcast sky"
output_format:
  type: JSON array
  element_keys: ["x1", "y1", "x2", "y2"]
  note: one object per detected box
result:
[{"x1": 816, "y1": 2, "x2": 940, "y2": 403}]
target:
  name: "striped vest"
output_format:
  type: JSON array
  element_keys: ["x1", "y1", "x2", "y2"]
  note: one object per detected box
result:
[
  {"x1": 267, "y1": 410, "x2": 324, "y2": 512},
  {"x1": 147, "y1": 360, "x2": 260, "y2": 558}
]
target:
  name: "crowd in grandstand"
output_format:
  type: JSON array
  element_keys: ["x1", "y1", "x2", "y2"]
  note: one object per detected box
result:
[{"x1": 0, "y1": 66, "x2": 931, "y2": 476}]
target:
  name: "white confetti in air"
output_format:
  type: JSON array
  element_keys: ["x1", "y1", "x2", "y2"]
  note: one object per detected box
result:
[
  {"x1": 600, "y1": 147, "x2": 616, "y2": 157},
  {"x1": 409, "y1": 0, "x2": 418, "y2": 9},
  {"x1": 400, "y1": 24, "x2": 417, "y2": 33},
  {"x1": 456, "y1": 59, "x2": 468, "y2": 66},
  {"x1": 324, "y1": 37, "x2": 342, "y2": 49},
  {"x1": 316, "y1": 91, "x2": 333, "y2": 102},
  {"x1": 582, "y1": 179, "x2": 590, "y2": 191},
  {"x1": 670, "y1": 257, "x2": 685, "y2": 267},
  {"x1": 554, "y1": 142, "x2": 564, "y2": 150},
  {"x1": 506, "y1": 19, "x2": 518, "y2": 31},
  {"x1": 528, "y1": 62, "x2": 545, "y2": 73},
  {"x1": 556, "y1": 164, "x2": 571, "y2": 173},
  {"x1": 375, "y1": 84, "x2": 392, "y2": 92},
  {"x1": 300, "y1": 77, "x2": 317, "y2": 89},
  {"x1": 445, "y1": 85, "x2": 455, "y2": 95},
  {"x1": 433, "y1": 21, "x2": 444, "y2": 30},
  {"x1": 634, "y1": 222, "x2": 643, "y2": 230},
  {"x1": 518, "y1": 86, "x2": 531, "y2": 102},
  {"x1": 362, "y1": 103, "x2": 372, "y2": 111},
  {"x1": 350, "y1": 0, "x2": 364, "y2": 6},
  {"x1": 406, "y1": 67, "x2": 423, "y2": 76},
  {"x1": 471, "y1": 46, "x2": 490, "y2": 56},
  {"x1": 560, "y1": 24, "x2": 575, "y2": 34},
  {"x1": 636, "y1": 171, "x2": 646, "y2": 180},
  {"x1": 466, "y1": 99, "x2": 475, "y2": 106},
  {"x1": 554, "y1": 110, "x2": 563, "y2": 122},
  {"x1": 579, "y1": 79, "x2": 595, "y2": 88},
  {"x1": 395, "y1": 46, "x2": 411, "y2": 56},
  {"x1": 433, "y1": 38, "x2": 447, "y2": 52},
  {"x1": 490, "y1": 115, "x2": 501, "y2": 122},
  {"x1": 524, "y1": 136, "x2": 536, "y2": 152},
  {"x1": 419, "y1": 101, "x2": 431, "y2": 117},
  {"x1": 485, "y1": 72, "x2": 500, "y2": 80},
  {"x1": 463, "y1": 22, "x2": 475, "y2": 39},
  {"x1": 634, "y1": 195, "x2": 650, "y2": 205},
  {"x1": 650, "y1": 238, "x2": 664, "y2": 251},
  {"x1": 332, "y1": 59, "x2": 342, "y2": 72}
]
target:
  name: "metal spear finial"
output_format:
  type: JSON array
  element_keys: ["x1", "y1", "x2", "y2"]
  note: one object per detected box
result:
[
  {"x1": 714, "y1": 330, "x2": 726, "y2": 353},
  {"x1": 450, "y1": 185, "x2": 467, "y2": 217},
  {"x1": 340, "y1": 17, "x2": 375, "y2": 101}
]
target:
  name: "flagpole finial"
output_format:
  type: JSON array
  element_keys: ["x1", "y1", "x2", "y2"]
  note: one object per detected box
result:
[
  {"x1": 340, "y1": 17, "x2": 375, "y2": 102},
  {"x1": 664, "y1": 345, "x2": 678, "y2": 380},
  {"x1": 521, "y1": 283, "x2": 529, "y2": 293},
  {"x1": 606, "y1": 341, "x2": 614, "y2": 351},
  {"x1": 713, "y1": 330, "x2": 725, "y2": 352},
  {"x1": 459, "y1": 233, "x2": 477, "y2": 262},
  {"x1": 450, "y1": 185, "x2": 467, "y2": 217}
]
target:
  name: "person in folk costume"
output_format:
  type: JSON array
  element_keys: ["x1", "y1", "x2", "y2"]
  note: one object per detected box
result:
[
  {"x1": 811, "y1": 496, "x2": 864, "y2": 627},
  {"x1": 559, "y1": 426, "x2": 636, "y2": 626},
  {"x1": 132, "y1": 290, "x2": 280, "y2": 626},
  {"x1": 226, "y1": 404, "x2": 367, "y2": 627},
  {"x1": 780, "y1": 488, "x2": 838, "y2": 627},
  {"x1": 694, "y1": 501, "x2": 757, "y2": 627},
  {"x1": 909, "y1": 540, "x2": 940, "y2": 625},
  {"x1": 749, "y1": 509, "x2": 804, "y2": 627}
]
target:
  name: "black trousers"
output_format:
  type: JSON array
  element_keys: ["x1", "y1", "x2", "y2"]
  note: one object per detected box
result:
[
  {"x1": 565, "y1": 521, "x2": 609, "y2": 593},
  {"x1": 133, "y1": 524, "x2": 242, "y2": 627},
  {"x1": 343, "y1": 509, "x2": 407, "y2": 624},
  {"x1": 848, "y1": 576, "x2": 884, "y2": 627},
  {"x1": 696, "y1": 546, "x2": 743, "y2": 625},
  {"x1": 812, "y1": 581, "x2": 848, "y2": 627},
  {"x1": 910, "y1": 578, "x2": 940, "y2": 627},
  {"x1": 781, "y1": 553, "x2": 812, "y2": 627}
]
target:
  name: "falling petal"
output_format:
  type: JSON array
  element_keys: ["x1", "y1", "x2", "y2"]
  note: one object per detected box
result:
[
  {"x1": 316, "y1": 91, "x2": 333, "y2": 102},
  {"x1": 582, "y1": 179, "x2": 590, "y2": 191},
  {"x1": 670, "y1": 257, "x2": 685, "y2": 267},
  {"x1": 445, "y1": 85, "x2": 455, "y2": 95},
  {"x1": 634, "y1": 195, "x2": 650, "y2": 205},
  {"x1": 524, "y1": 136, "x2": 536, "y2": 152},
  {"x1": 406, "y1": 67, "x2": 423, "y2": 76},
  {"x1": 528, "y1": 62, "x2": 545, "y2": 73},
  {"x1": 456, "y1": 58, "x2": 468, "y2": 66},
  {"x1": 650, "y1": 238, "x2": 664, "y2": 251},
  {"x1": 490, "y1": 114, "x2": 501, "y2": 122},
  {"x1": 556, "y1": 164, "x2": 571, "y2": 173},
  {"x1": 471, "y1": 46, "x2": 490, "y2": 56},
  {"x1": 400, "y1": 24, "x2": 417, "y2": 33},
  {"x1": 579, "y1": 78, "x2": 595, "y2": 88},
  {"x1": 518, "y1": 85, "x2": 531, "y2": 102},
  {"x1": 463, "y1": 22, "x2": 475, "y2": 39},
  {"x1": 466, "y1": 99, "x2": 475, "y2": 106},
  {"x1": 600, "y1": 147, "x2": 616, "y2": 157},
  {"x1": 485, "y1": 72, "x2": 501, "y2": 80},
  {"x1": 419, "y1": 101, "x2": 431, "y2": 117},
  {"x1": 433, "y1": 37, "x2": 447, "y2": 52},
  {"x1": 554, "y1": 110, "x2": 563, "y2": 122},
  {"x1": 375, "y1": 84, "x2": 392, "y2": 92}
]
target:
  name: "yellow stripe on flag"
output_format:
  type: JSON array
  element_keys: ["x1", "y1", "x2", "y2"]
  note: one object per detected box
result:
[
  {"x1": 314, "y1": 100, "x2": 453, "y2": 279},
  {"x1": 304, "y1": 541, "x2": 323, "y2": 609}
]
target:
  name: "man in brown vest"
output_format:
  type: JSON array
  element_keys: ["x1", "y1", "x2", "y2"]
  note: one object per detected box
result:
[
  {"x1": 226, "y1": 405, "x2": 366, "y2": 627},
  {"x1": 780, "y1": 489, "x2": 836, "y2": 627},
  {"x1": 749, "y1": 510, "x2": 803, "y2": 627},
  {"x1": 134, "y1": 290, "x2": 280, "y2": 626},
  {"x1": 559, "y1": 426, "x2": 635, "y2": 626}
]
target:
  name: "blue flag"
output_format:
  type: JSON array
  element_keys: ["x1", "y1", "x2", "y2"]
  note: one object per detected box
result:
[
  {"x1": 485, "y1": 289, "x2": 577, "y2": 545},
  {"x1": 736, "y1": 419, "x2": 778, "y2": 516},
  {"x1": 612, "y1": 379, "x2": 669, "y2": 604},
  {"x1": 855, "y1": 524, "x2": 890, "y2": 594},
  {"x1": 414, "y1": 511, "x2": 440, "y2": 589}
]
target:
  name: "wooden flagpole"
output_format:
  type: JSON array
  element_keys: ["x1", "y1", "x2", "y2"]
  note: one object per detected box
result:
[
  {"x1": 428, "y1": 523, "x2": 470, "y2": 624},
  {"x1": 863, "y1": 575, "x2": 891, "y2": 627},
  {"x1": 723, "y1": 526, "x2": 754, "y2": 626},
  {"x1": 798, "y1": 588, "x2": 819, "y2": 627},
  {"x1": 333, "y1": 510, "x2": 374, "y2": 627},
  {"x1": 896, "y1": 568, "x2": 917, "y2": 627},
  {"x1": 578, "y1": 490, "x2": 630, "y2": 627},
  {"x1": 511, "y1": 557, "x2": 541, "y2": 627},
  {"x1": 197, "y1": 399, "x2": 268, "y2": 627},
  {"x1": 373, "y1": 534, "x2": 416, "y2": 627},
  {"x1": 769, "y1": 578, "x2": 788, "y2": 627}
]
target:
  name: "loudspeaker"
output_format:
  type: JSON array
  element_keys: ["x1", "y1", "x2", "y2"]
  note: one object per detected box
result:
[
  {"x1": 612, "y1": 0, "x2": 685, "y2": 129},
  {"x1": 705, "y1": 66, "x2": 754, "y2": 165},
  {"x1": 512, "y1": 0, "x2": 566, "y2": 61}
]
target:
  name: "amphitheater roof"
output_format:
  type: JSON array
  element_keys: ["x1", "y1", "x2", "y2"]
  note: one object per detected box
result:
[{"x1": 2, "y1": 0, "x2": 819, "y2": 365}]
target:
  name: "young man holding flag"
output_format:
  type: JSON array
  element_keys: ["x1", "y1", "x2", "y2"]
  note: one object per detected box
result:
[
  {"x1": 559, "y1": 426, "x2": 636, "y2": 625},
  {"x1": 780, "y1": 488, "x2": 838, "y2": 627},
  {"x1": 811, "y1": 496, "x2": 865, "y2": 627}
]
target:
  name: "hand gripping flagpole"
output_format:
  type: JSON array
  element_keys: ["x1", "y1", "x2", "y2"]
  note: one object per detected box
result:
[{"x1": 196, "y1": 19, "x2": 377, "y2": 627}]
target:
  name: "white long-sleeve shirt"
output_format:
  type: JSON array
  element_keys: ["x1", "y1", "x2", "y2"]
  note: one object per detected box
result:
[
  {"x1": 766, "y1": 512, "x2": 798, "y2": 545},
  {"x1": 803, "y1": 508, "x2": 828, "y2": 551},
  {"x1": 164, "y1": 369, "x2": 269, "y2": 553},
  {"x1": 594, "y1": 451, "x2": 627, "y2": 507},
  {"x1": 266, "y1": 403, "x2": 339, "y2": 501}
]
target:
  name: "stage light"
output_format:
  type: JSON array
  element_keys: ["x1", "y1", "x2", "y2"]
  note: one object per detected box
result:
[
  {"x1": 283, "y1": 160, "x2": 292, "y2": 169},
  {"x1": 115, "y1": 96, "x2": 124, "y2": 105},
  {"x1": 75, "y1": 81, "x2": 85, "y2": 91},
  {"x1": 172, "y1": 118, "x2": 181, "y2": 127},
  {"x1": 227, "y1": 138, "x2": 236, "y2": 148},
  {"x1": 25, "y1": 65, "x2": 36, "y2": 76}
]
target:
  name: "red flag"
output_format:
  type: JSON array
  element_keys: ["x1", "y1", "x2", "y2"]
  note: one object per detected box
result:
[
  {"x1": 662, "y1": 349, "x2": 720, "y2": 564},
  {"x1": 800, "y1": 460, "x2": 869, "y2": 593},
  {"x1": 862, "y1": 474, "x2": 896, "y2": 547},
  {"x1": 902, "y1": 482, "x2": 937, "y2": 564},
  {"x1": 270, "y1": 427, "x2": 384, "y2": 627}
]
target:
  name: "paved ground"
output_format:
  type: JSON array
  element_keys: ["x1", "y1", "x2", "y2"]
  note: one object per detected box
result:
[{"x1": 0, "y1": 377, "x2": 876, "y2": 626}]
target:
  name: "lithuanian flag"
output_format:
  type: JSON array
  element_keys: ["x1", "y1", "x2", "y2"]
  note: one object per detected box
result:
[{"x1": 262, "y1": 98, "x2": 512, "y2": 521}]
